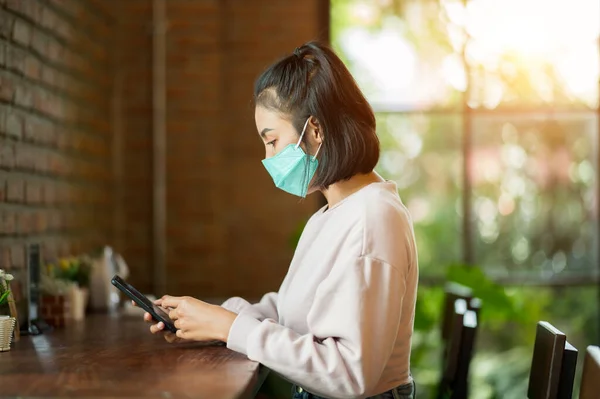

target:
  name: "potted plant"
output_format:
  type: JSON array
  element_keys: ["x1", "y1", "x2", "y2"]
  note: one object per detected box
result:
[
  {"x1": 44, "y1": 255, "x2": 93, "y2": 323},
  {"x1": 0, "y1": 269, "x2": 16, "y2": 351},
  {"x1": 39, "y1": 270, "x2": 71, "y2": 328}
]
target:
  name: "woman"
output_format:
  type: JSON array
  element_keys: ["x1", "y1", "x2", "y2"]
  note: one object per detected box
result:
[{"x1": 140, "y1": 41, "x2": 419, "y2": 399}]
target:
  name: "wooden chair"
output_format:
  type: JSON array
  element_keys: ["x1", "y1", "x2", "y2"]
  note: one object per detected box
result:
[
  {"x1": 579, "y1": 345, "x2": 600, "y2": 399},
  {"x1": 527, "y1": 321, "x2": 578, "y2": 399},
  {"x1": 557, "y1": 341, "x2": 577, "y2": 399},
  {"x1": 441, "y1": 283, "x2": 473, "y2": 342},
  {"x1": 437, "y1": 298, "x2": 479, "y2": 399}
]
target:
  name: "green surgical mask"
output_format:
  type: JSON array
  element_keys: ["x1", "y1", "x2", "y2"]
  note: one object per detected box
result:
[{"x1": 261, "y1": 119, "x2": 322, "y2": 198}]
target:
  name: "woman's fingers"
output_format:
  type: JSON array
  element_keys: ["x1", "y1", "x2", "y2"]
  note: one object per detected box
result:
[
  {"x1": 139, "y1": 295, "x2": 182, "y2": 342},
  {"x1": 161, "y1": 295, "x2": 183, "y2": 309},
  {"x1": 164, "y1": 332, "x2": 179, "y2": 344},
  {"x1": 150, "y1": 322, "x2": 165, "y2": 334}
]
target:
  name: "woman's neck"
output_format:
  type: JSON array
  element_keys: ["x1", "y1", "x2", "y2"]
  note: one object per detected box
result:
[{"x1": 320, "y1": 171, "x2": 385, "y2": 209}]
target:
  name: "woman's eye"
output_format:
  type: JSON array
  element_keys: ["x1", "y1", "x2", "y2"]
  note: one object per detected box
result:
[{"x1": 266, "y1": 140, "x2": 276, "y2": 147}]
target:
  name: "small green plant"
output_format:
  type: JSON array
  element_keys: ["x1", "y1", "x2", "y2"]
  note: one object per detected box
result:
[
  {"x1": 0, "y1": 290, "x2": 9, "y2": 307},
  {"x1": 0, "y1": 269, "x2": 14, "y2": 308},
  {"x1": 46, "y1": 255, "x2": 93, "y2": 288}
]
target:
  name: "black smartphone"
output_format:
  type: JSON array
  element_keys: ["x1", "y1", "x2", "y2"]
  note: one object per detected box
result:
[{"x1": 111, "y1": 275, "x2": 178, "y2": 333}]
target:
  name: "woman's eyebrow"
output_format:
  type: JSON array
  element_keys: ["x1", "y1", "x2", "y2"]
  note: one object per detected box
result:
[{"x1": 260, "y1": 128, "x2": 274, "y2": 138}]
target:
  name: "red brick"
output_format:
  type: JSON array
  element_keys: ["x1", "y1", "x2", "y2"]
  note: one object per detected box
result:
[
  {"x1": 33, "y1": 150, "x2": 48, "y2": 173},
  {"x1": 14, "y1": 146, "x2": 37, "y2": 170},
  {"x1": 25, "y1": 181, "x2": 42, "y2": 203},
  {"x1": 59, "y1": 240, "x2": 71, "y2": 257},
  {"x1": 7, "y1": 46, "x2": 25, "y2": 74},
  {"x1": 42, "y1": 240, "x2": 56, "y2": 259},
  {"x1": 0, "y1": 43, "x2": 5, "y2": 67},
  {"x1": 6, "y1": 113, "x2": 23, "y2": 138},
  {"x1": 0, "y1": 247, "x2": 9, "y2": 269},
  {"x1": 0, "y1": 141, "x2": 15, "y2": 168},
  {"x1": 41, "y1": 95, "x2": 61, "y2": 119},
  {"x1": 34, "y1": 3, "x2": 46, "y2": 24},
  {"x1": 47, "y1": 41, "x2": 61, "y2": 64},
  {"x1": 55, "y1": 17, "x2": 71, "y2": 40},
  {"x1": 18, "y1": 1, "x2": 38, "y2": 22},
  {"x1": 32, "y1": 210, "x2": 47, "y2": 232},
  {"x1": 17, "y1": 212, "x2": 30, "y2": 234},
  {"x1": 32, "y1": 211, "x2": 46, "y2": 233},
  {"x1": 1, "y1": 211, "x2": 16, "y2": 234},
  {"x1": 0, "y1": 75, "x2": 15, "y2": 101},
  {"x1": 47, "y1": 209, "x2": 60, "y2": 229},
  {"x1": 6, "y1": 179, "x2": 24, "y2": 202},
  {"x1": 42, "y1": 182, "x2": 54, "y2": 204},
  {"x1": 48, "y1": 0, "x2": 66, "y2": 8},
  {"x1": 40, "y1": 294, "x2": 66, "y2": 328},
  {"x1": 24, "y1": 57, "x2": 41, "y2": 80},
  {"x1": 31, "y1": 30, "x2": 47, "y2": 56},
  {"x1": 12, "y1": 19, "x2": 31, "y2": 46},
  {"x1": 15, "y1": 85, "x2": 33, "y2": 108},
  {"x1": 6, "y1": 0, "x2": 24, "y2": 16},
  {"x1": 24, "y1": 118, "x2": 50, "y2": 144},
  {"x1": 41, "y1": 7, "x2": 58, "y2": 31},
  {"x1": 10, "y1": 245, "x2": 25, "y2": 268},
  {"x1": 41, "y1": 66, "x2": 56, "y2": 86},
  {"x1": 0, "y1": 11, "x2": 14, "y2": 39}
]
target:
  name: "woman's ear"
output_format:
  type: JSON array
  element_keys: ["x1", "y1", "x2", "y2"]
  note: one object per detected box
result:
[{"x1": 308, "y1": 116, "x2": 323, "y2": 144}]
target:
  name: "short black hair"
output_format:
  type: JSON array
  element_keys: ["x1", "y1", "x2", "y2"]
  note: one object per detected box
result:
[{"x1": 254, "y1": 41, "x2": 380, "y2": 190}]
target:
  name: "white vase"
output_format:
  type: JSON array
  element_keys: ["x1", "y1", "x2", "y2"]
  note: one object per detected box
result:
[
  {"x1": 0, "y1": 316, "x2": 16, "y2": 352},
  {"x1": 68, "y1": 286, "x2": 89, "y2": 321}
]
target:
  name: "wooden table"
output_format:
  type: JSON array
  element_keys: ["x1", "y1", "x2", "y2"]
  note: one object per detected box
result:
[{"x1": 0, "y1": 313, "x2": 262, "y2": 399}]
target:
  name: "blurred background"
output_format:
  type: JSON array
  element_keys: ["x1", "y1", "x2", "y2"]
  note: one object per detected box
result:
[{"x1": 0, "y1": 0, "x2": 599, "y2": 398}]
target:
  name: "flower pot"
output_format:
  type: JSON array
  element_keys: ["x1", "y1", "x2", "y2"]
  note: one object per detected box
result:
[
  {"x1": 0, "y1": 316, "x2": 16, "y2": 352},
  {"x1": 41, "y1": 295, "x2": 66, "y2": 328}
]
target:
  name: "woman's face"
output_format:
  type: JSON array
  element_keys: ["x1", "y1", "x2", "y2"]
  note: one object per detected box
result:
[{"x1": 255, "y1": 106, "x2": 320, "y2": 159}]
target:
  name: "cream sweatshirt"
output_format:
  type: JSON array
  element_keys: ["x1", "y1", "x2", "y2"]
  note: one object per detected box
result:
[{"x1": 222, "y1": 181, "x2": 419, "y2": 399}]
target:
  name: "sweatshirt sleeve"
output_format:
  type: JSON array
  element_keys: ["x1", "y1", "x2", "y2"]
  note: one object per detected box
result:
[
  {"x1": 226, "y1": 256, "x2": 404, "y2": 399},
  {"x1": 221, "y1": 292, "x2": 279, "y2": 321}
]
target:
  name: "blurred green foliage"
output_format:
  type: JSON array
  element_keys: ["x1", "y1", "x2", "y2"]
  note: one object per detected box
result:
[{"x1": 329, "y1": 1, "x2": 599, "y2": 396}]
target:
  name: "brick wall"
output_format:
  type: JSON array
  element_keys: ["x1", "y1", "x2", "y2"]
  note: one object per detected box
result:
[
  {"x1": 0, "y1": 0, "x2": 115, "y2": 271},
  {"x1": 115, "y1": 0, "x2": 326, "y2": 299},
  {"x1": 1, "y1": 0, "x2": 327, "y2": 301},
  {"x1": 163, "y1": 0, "x2": 324, "y2": 299}
]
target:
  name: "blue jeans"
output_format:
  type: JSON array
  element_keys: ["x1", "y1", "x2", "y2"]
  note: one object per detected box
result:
[{"x1": 291, "y1": 380, "x2": 415, "y2": 399}]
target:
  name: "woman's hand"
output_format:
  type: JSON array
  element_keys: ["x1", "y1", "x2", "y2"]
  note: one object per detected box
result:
[
  {"x1": 132, "y1": 300, "x2": 183, "y2": 344},
  {"x1": 143, "y1": 309, "x2": 183, "y2": 343},
  {"x1": 149, "y1": 296, "x2": 238, "y2": 343}
]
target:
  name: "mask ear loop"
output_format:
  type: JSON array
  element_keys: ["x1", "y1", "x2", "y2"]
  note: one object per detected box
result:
[
  {"x1": 313, "y1": 143, "x2": 322, "y2": 159},
  {"x1": 295, "y1": 119, "x2": 311, "y2": 148}
]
